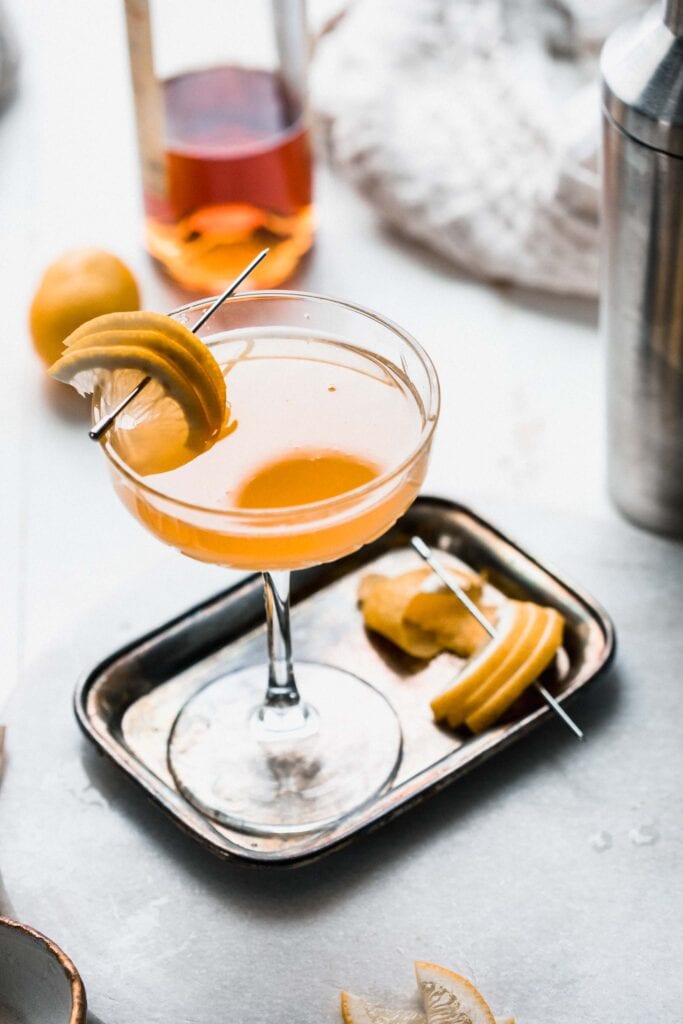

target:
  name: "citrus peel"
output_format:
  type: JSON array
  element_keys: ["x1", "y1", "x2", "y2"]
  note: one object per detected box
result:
[
  {"x1": 459, "y1": 603, "x2": 542, "y2": 723},
  {"x1": 466, "y1": 607, "x2": 564, "y2": 733},
  {"x1": 49, "y1": 309, "x2": 228, "y2": 475},
  {"x1": 358, "y1": 566, "x2": 491, "y2": 660},
  {"x1": 63, "y1": 310, "x2": 226, "y2": 414},
  {"x1": 430, "y1": 600, "x2": 525, "y2": 725},
  {"x1": 64, "y1": 329, "x2": 223, "y2": 427},
  {"x1": 430, "y1": 598, "x2": 565, "y2": 734}
]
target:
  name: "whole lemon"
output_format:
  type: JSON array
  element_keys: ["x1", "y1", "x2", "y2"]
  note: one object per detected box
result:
[{"x1": 30, "y1": 248, "x2": 141, "y2": 367}]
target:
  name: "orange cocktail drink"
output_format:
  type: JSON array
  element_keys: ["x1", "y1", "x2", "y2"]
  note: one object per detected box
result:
[
  {"x1": 108, "y1": 328, "x2": 430, "y2": 570},
  {"x1": 94, "y1": 292, "x2": 439, "y2": 836}
]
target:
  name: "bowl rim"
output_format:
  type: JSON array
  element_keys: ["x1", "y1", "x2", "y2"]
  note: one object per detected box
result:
[
  {"x1": 96, "y1": 288, "x2": 441, "y2": 521},
  {"x1": 0, "y1": 916, "x2": 87, "y2": 1024}
]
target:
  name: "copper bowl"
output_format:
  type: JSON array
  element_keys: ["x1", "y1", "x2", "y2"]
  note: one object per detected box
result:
[{"x1": 0, "y1": 917, "x2": 86, "y2": 1024}]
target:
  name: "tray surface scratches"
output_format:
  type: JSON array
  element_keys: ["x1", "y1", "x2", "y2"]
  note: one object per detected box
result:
[{"x1": 76, "y1": 497, "x2": 615, "y2": 866}]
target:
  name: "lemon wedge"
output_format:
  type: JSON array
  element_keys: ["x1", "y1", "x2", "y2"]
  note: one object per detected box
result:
[
  {"x1": 415, "y1": 962, "x2": 496, "y2": 1024},
  {"x1": 49, "y1": 310, "x2": 228, "y2": 475},
  {"x1": 341, "y1": 993, "x2": 426, "y2": 1024},
  {"x1": 342, "y1": 964, "x2": 514, "y2": 1024},
  {"x1": 341, "y1": 994, "x2": 514, "y2": 1024}
]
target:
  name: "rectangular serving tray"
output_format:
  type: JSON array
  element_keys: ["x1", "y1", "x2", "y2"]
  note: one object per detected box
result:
[{"x1": 75, "y1": 496, "x2": 615, "y2": 867}]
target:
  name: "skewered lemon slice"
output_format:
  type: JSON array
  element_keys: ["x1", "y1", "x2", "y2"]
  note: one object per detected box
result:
[
  {"x1": 460, "y1": 604, "x2": 545, "y2": 722},
  {"x1": 63, "y1": 310, "x2": 226, "y2": 417},
  {"x1": 431, "y1": 600, "x2": 564, "y2": 732},
  {"x1": 430, "y1": 601, "x2": 526, "y2": 725},
  {"x1": 466, "y1": 607, "x2": 563, "y2": 734},
  {"x1": 49, "y1": 310, "x2": 228, "y2": 475}
]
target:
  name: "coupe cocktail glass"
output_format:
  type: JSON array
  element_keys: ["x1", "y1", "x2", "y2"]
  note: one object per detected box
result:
[{"x1": 94, "y1": 292, "x2": 439, "y2": 834}]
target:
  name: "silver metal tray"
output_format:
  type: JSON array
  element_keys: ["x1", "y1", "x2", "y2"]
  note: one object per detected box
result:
[{"x1": 74, "y1": 496, "x2": 616, "y2": 867}]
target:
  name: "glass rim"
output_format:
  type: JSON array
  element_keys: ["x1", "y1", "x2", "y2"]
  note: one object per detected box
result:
[{"x1": 97, "y1": 289, "x2": 441, "y2": 521}]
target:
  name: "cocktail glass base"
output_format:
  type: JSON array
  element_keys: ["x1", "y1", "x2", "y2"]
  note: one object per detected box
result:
[{"x1": 167, "y1": 662, "x2": 403, "y2": 836}]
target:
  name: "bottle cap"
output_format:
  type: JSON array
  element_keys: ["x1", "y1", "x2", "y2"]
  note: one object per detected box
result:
[{"x1": 601, "y1": 5, "x2": 683, "y2": 158}]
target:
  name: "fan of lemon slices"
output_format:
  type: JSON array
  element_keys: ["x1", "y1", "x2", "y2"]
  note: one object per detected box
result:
[
  {"x1": 49, "y1": 310, "x2": 229, "y2": 475},
  {"x1": 431, "y1": 600, "x2": 564, "y2": 733},
  {"x1": 341, "y1": 961, "x2": 515, "y2": 1024}
]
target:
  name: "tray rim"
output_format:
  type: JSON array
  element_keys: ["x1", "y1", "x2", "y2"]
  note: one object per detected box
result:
[{"x1": 73, "y1": 495, "x2": 617, "y2": 868}]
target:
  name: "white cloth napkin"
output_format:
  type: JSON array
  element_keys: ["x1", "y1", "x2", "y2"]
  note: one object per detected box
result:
[{"x1": 311, "y1": 0, "x2": 648, "y2": 297}]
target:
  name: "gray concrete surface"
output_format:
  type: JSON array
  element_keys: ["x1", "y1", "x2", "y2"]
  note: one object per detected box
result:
[{"x1": 2, "y1": 502, "x2": 681, "y2": 1023}]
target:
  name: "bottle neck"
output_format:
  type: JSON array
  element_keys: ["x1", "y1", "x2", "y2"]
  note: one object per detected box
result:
[{"x1": 665, "y1": 0, "x2": 683, "y2": 35}]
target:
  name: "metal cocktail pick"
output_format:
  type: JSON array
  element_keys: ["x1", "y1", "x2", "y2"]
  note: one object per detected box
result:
[
  {"x1": 410, "y1": 535, "x2": 584, "y2": 740},
  {"x1": 88, "y1": 248, "x2": 270, "y2": 442}
]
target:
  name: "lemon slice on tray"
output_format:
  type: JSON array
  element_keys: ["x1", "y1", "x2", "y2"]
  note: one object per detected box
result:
[
  {"x1": 50, "y1": 310, "x2": 228, "y2": 475},
  {"x1": 465, "y1": 606, "x2": 564, "y2": 734},
  {"x1": 430, "y1": 601, "x2": 528, "y2": 726}
]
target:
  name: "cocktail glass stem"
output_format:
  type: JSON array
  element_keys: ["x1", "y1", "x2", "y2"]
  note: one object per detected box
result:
[
  {"x1": 263, "y1": 570, "x2": 299, "y2": 706},
  {"x1": 255, "y1": 570, "x2": 316, "y2": 736}
]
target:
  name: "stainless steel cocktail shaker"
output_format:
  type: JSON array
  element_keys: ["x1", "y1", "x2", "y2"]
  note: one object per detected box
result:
[{"x1": 601, "y1": 1, "x2": 683, "y2": 536}]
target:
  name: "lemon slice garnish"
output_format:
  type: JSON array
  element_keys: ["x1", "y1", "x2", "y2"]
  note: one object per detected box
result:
[
  {"x1": 49, "y1": 310, "x2": 228, "y2": 475},
  {"x1": 63, "y1": 310, "x2": 226, "y2": 414}
]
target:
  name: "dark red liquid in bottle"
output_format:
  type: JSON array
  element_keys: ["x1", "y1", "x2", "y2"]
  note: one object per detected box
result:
[{"x1": 145, "y1": 66, "x2": 314, "y2": 292}]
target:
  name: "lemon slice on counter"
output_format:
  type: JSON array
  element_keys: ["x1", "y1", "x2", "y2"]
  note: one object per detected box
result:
[
  {"x1": 415, "y1": 962, "x2": 496, "y2": 1024},
  {"x1": 341, "y1": 967, "x2": 513, "y2": 1024},
  {"x1": 341, "y1": 992, "x2": 426, "y2": 1024},
  {"x1": 341, "y1": 994, "x2": 514, "y2": 1024},
  {"x1": 49, "y1": 310, "x2": 228, "y2": 475}
]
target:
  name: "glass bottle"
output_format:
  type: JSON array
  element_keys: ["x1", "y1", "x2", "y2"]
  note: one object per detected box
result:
[{"x1": 124, "y1": 0, "x2": 314, "y2": 292}]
